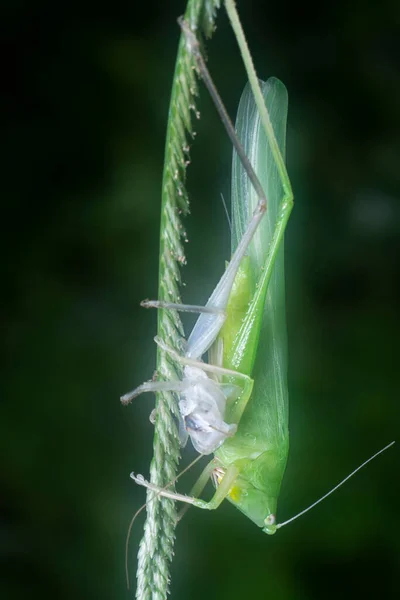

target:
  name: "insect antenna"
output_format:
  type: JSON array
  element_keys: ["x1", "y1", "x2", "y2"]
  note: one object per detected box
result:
[
  {"x1": 277, "y1": 441, "x2": 395, "y2": 530},
  {"x1": 220, "y1": 192, "x2": 232, "y2": 234},
  {"x1": 125, "y1": 452, "x2": 205, "y2": 589}
]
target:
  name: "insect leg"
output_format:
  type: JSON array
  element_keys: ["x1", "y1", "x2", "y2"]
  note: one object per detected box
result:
[
  {"x1": 141, "y1": 299, "x2": 225, "y2": 316},
  {"x1": 179, "y1": 18, "x2": 266, "y2": 211},
  {"x1": 131, "y1": 463, "x2": 240, "y2": 511},
  {"x1": 225, "y1": 0, "x2": 293, "y2": 213},
  {"x1": 120, "y1": 379, "x2": 192, "y2": 405},
  {"x1": 177, "y1": 458, "x2": 219, "y2": 521},
  {"x1": 131, "y1": 473, "x2": 200, "y2": 505},
  {"x1": 155, "y1": 336, "x2": 252, "y2": 382}
]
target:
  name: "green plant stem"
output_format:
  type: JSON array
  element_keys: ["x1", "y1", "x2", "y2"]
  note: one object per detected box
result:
[{"x1": 135, "y1": 2, "x2": 220, "y2": 599}]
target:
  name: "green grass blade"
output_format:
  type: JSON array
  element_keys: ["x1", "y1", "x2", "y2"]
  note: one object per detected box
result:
[{"x1": 135, "y1": 2, "x2": 221, "y2": 599}]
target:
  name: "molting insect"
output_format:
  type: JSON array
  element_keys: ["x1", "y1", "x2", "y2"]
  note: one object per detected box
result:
[{"x1": 122, "y1": 0, "x2": 394, "y2": 538}]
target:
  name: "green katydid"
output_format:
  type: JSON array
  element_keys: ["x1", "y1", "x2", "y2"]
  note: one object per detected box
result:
[{"x1": 123, "y1": 3, "x2": 394, "y2": 537}]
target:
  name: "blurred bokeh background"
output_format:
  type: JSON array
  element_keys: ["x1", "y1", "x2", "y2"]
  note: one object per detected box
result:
[{"x1": 1, "y1": 1, "x2": 399, "y2": 598}]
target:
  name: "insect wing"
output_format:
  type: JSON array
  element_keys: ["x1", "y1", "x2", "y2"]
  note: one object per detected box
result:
[
  {"x1": 232, "y1": 77, "x2": 288, "y2": 268},
  {"x1": 231, "y1": 77, "x2": 289, "y2": 445}
]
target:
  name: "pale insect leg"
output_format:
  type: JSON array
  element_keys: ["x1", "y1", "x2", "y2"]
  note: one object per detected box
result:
[
  {"x1": 154, "y1": 336, "x2": 251, "y2": 382},
  {"x1": 120, "y1": 379, "x2": 193, "y2": 405},
  {"x1": 131, "y1": 462, "x2": 240, "y2": 511},
  {"x1": 141, "y1": 299, "x2": 226, "y2": 316}
]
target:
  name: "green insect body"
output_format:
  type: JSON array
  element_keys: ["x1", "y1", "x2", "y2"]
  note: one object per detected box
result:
[
  {"x1": 122, "y1": 16, "x2": 394, "y2": 595},
  {"x1": 128, "y1": 34, "x2": 392, "y2": 540},
  {"x1": 129, "y1": 74, "x2": 293, "y2": 534},
  {"x1": 127, "y1": 12, "x2": 393, "y2": 549},
  {"x1": 214, "y1": 77, "x2": 290, "y2": 534}
]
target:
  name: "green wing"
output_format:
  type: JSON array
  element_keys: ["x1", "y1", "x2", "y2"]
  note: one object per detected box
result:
[{"x1": 231, "y1": 77, "x2": 289, "y2": 447}]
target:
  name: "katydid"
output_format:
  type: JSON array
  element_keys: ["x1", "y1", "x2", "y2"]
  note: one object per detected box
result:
[
  {"x1": 123, "y1": 6, "x2": 394, "y2": 536},
  {"x1": 127, "y1": 52, "x2": 292, "y2": 531}
]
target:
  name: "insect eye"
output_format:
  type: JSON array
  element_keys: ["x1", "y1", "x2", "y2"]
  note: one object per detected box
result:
[
  {"x1": 264, "y1": 514, "x2": 276, "y2": 526},
  {"x1": 184, "y1": 415, "x2": 204, "y2": 432}
]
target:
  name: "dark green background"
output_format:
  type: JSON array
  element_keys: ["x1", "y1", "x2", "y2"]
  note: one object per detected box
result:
[{"x1": 2, "y1": 1, "x2": 399, "y2": 598}]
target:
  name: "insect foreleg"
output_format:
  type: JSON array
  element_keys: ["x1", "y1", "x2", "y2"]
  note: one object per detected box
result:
[
  {"x1": 141, "y1": 299, "x2": 226, "y2": 316},
  {"x1": 120, "y1": 379, "x2": 192, "y2": 405},
  {"x1": 131, "y1": 463, "x2": 240, "y2": 511},
  {"x1": 131, "y1": 473, "x2": 200, "y2": 505}
]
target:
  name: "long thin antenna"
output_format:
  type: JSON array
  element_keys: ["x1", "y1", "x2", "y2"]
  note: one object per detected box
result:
[
  {"x1": 277, "y1": 441, "x2": 395, "y2": 530},
  {"x1": 125, "y1": 453, "x2": 205, "y2": 589},
  {"x1": 220, "y1": 192, "x2": 232, "y2": 233}
]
